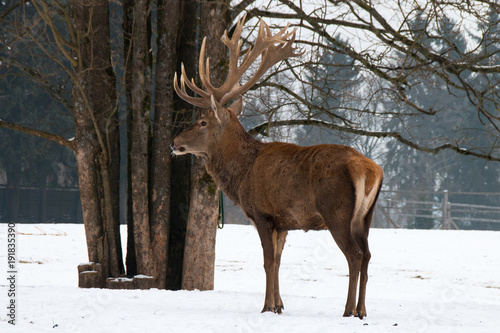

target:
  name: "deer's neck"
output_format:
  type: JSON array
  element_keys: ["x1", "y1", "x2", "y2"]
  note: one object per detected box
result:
[{"x1": 206, "y1": 125, "x2": 264, "y2": 205}]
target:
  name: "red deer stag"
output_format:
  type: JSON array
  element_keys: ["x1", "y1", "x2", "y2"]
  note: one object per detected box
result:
[{"x1": 171, "y1": 15, "x2": 383, "y2": 319}]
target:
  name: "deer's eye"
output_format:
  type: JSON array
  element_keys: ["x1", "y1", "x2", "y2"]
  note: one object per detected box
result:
[{"x1": 200, "y1": 121, "x2": 207, "y2": 127}]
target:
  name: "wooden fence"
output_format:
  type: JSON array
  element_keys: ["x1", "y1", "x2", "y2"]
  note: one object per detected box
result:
[
  {"x1": 2, "y1": 185, "x2": 499, "y2": 230},
  {"x1": 376, "y1": 190, "x2": 500, "y2": 231}
]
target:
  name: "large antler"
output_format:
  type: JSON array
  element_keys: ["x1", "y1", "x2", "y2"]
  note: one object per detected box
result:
[{"x1": 174, "y1": 14, "x2": 303, "y2": 108}]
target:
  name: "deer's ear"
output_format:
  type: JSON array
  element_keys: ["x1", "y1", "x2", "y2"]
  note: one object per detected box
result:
[
  {"x1": 228, "y1": 97, "x2": 243, "y2": 117},
  {"x1": 210, "y1": 95, "x2": 229, "y2": 123}
]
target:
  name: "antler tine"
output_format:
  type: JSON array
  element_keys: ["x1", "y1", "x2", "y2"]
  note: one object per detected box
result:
[
  {"x1": 216, "y1": 18, "x2": 287, "y2": 98},
  {"x1": 221, "y1": 13, "x2": 246, "y2": 50},
  {"x1": 232, "y1": 13, "x2": 247, "y2": 42},
  {"x1": 181, "y1": 63, "x2": 211, "y2": 99},
  {"x1": 283, "y1": 28, "x2": 304, "y2": 56},
  {"x1": 259, "y1": 20, "x2": 291, "y2": 43},
  {"x1": 272, "y1": 21, "x2": 292, "y2": 39},
  {"x1": 174, "y1": 14, "x2": 248, "y2": 107},
  {"x1": 173, "y1": 68, "x2": 211, "y2": 108},
  {"x1": 205, "y1": 57, "x2": 211, "y2": 87},
  {"x1": 220, "y1": 15, "x2": 246, "y2": 93},
  {"x1": 220, "y1": 27, "x2": 303, "y2": 106},
  {"x1": 198, "y1": 37, "x2": 217, "y2": 96},
  {"x1": 264, "y1": 20, "x2": 271, "y2": 38},
  {"x1": 173, "y1": 14, "x2": 302, "y2": 108}
]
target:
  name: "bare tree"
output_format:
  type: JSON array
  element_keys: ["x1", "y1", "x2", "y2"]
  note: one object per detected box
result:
[
  {"x1": 232, "y1": 0, "x2": 500, "y2": 161},
  {"x1": 1, "y1": 0, "x2": 235, "y2": 290},
  {"x1": 1, "y1": 0, "x2": 124, "y2": 285}
]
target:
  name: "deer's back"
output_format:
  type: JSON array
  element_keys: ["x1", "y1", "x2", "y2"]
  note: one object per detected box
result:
[{"x1": 238, "y1": 142, "x2": 382, "y2": 231}]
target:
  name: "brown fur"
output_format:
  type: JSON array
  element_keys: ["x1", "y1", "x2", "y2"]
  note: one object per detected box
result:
[{"x1": 172, "y1": 103, "x2": 384, "y2": 318}]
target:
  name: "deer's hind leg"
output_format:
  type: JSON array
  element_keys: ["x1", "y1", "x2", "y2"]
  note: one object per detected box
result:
[
  {"x1": 352, "y1": 200, "x2": 377, "y2": 319},
  {"x1": 317, "y1": 201, "x2": 363, "y2": 318},
  {"x1": 354, "y1": 230, "x2": 370, "y2": 319},
  {"x1": 337, "y1": 228, "x2": 363, "y2": 318},
  {"x1": 274, "y1": 230, "x2": 288, "y2": 313}
]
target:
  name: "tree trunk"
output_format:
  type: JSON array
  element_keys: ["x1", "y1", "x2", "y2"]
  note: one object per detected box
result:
[
  {"x1": 130, "y1": 0, "x2": 154, "y2": 277},
  {"x1": 149, "y1": 0, "x2": 180, "y2": 289},
  {"x1": 87, "y1": 0, "x2": 123, "y2": 278},
  {"x1": 123, "y1": 0, "x2": 137, "y2": 277},
  {"x1": 166, "y1": 0, "x2": 198, "y2": 290},
  {"x1": 181, "y1": 0, "x2": 232, "y2": 291},
  {"x1": 69, "y1": 14, "x2": 109, "y2": 276},
  {"x1": 75, "y1": 145, "x2": 107, "y2": 280},
  {"x1": 72, "y1": 72, "x2": 109, "y2": 285},
  {"x1": 71, "y1": 0, "x2": 123, "y2": 284},
  {"x1": 182, "y1": 159, "x2": 219, "y2": 290}
]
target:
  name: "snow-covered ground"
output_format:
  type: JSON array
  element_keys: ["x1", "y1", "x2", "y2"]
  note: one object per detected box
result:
[{"x1": 0, "y1": 224, "x2": 499, "y2": 333}]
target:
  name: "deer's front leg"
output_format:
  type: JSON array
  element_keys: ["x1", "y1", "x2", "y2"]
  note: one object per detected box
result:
[{"x1": 256, "y1": 223, "x2": 278, "y2": 313}]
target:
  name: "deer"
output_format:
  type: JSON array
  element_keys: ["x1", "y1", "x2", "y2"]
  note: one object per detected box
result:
[{"x1": 171, "y1": 15, "x2": 383, "y2": 319}]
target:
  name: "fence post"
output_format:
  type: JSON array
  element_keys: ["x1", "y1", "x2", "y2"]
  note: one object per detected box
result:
[{"x1": 442, "y1": 190, "x2": 449, "y2": 230}]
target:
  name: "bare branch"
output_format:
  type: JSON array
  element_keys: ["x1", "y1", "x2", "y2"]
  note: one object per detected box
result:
[
  {"x1": 231, "y1": 0, "x2": 256, "y2": 19},
  {"x1": 0, "y1": 0, "x2": 31, "y2": 21},
  {"x1": 256, "y1": 81, "x2": 356, "y2": 125},
  {"x1": 0, "y1": 56, "x2": 72, "y2": 112},
  {"x1": 32, "y1": 0, "x2": 78, "y2": 67},
  {"x1": 0, "y1": 120, "x2": 74, "y2": 150},
  {"x1": 248, "y1": 118, "x2": 500, "y2": 161}
]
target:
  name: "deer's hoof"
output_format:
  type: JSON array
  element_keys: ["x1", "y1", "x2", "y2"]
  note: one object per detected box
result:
[
  {"x1": 261, "y1": 305, "x2": 283, "y2": 314},
  {"x1": 343, "y1": 310, "x2": 355, "y2": 317},
  {"x1": 356, "y1": 311, "x2": 366, "y2": 319},
  {"x1": 261, "y1": 306, "x2": 274, "y2": 313}
]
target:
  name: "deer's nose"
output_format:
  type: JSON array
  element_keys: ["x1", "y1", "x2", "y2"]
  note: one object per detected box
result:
[{"x1": 170, "y1": 142, "x2": 186, "y2": 153}]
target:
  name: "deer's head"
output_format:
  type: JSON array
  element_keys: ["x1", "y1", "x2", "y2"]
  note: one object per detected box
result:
[
  {"x1": 171, "y1": 15, "x2": 302, "y2": 157},
  {"x1": 170, "y1": 96, "x2": 243, "y2": 157}
]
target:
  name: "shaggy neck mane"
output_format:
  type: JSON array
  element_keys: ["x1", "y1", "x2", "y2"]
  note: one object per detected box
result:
[{"x1": 206, "y1": 116, "x2": 264, "y2": 205}]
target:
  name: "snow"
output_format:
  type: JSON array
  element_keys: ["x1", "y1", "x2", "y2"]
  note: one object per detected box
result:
[{"x1": 1, "y1": 224, "x2": 499, "y2": 333}]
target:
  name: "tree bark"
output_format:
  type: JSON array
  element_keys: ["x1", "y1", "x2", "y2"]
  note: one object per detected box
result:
[
  {"x1": 181, "y1": 0, "x2": 232, "y2": 291},
  {"x1": 123, "y1": 0, "x2": 137, "y2": 277},
  {"x1": 149, "y1": 0, "x2": 180, "y2": 288},
  {"x1": 130, "y1": 0, "x2": 154, "y2": 277},
  {"x1": 86, "y1": 0, "x2": 123, "y2": 278},
  {"x1": 74, "y1": 139, "x2": 106, "y2": 275},
  {"x1": 182, "y1": 159, "x2": 219, "y2": 290},
  {"x1": 71, "y1": 0, "x2": 123, "y2": 282},
  {"x1": 166, "y1": 0, "x2": 198, "y2": 290}
]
